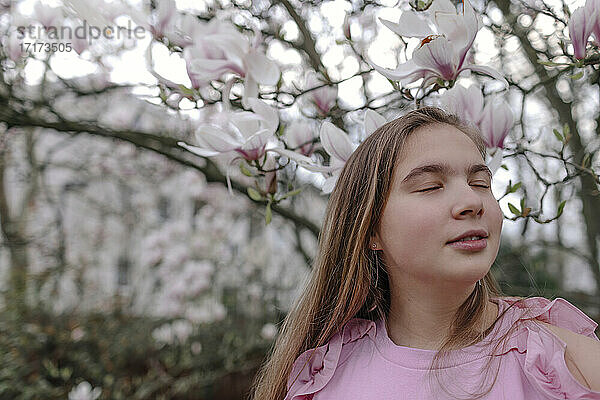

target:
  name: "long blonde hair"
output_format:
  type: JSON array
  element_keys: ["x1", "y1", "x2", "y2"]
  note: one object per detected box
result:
[{"x1": 249, "y1": 107, "x2": 532, "y2": 400}]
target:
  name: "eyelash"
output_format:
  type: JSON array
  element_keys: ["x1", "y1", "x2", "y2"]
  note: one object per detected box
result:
[{"x1": 418, "y1": 183, "x2": 490, "y2": 192}]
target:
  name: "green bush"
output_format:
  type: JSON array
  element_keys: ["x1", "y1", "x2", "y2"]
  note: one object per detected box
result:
[{"x1": 0, "y1": 306, "x2": 272, "y2": 400}]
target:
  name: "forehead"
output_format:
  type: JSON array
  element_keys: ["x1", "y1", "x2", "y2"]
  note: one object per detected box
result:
[{"x1": 398, "y1": 123, "x2": 483, "y2": 169}]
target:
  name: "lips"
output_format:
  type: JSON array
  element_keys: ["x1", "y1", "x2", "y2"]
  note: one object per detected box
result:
[{"x1": 446, "y1": 229, "x2": 489, "y2": 244}]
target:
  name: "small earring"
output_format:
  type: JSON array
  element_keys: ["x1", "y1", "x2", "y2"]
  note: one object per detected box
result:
[{"x1": 371, "y1": 243, "x2": 377, "y2": 249}]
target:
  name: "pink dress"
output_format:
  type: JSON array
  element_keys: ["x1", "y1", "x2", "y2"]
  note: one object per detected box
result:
[{"x1": 285, "y1": 297, "x2": 600, "y2": 399}]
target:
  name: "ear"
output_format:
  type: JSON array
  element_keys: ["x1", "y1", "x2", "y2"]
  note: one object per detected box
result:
[{"x1": 369, "y1": 232, "x2": 383, "y2": 250}]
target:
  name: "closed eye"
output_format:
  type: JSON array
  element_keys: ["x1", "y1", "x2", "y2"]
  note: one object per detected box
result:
[
  {"x1": 417, "y1": 186, "x2": 441, "y2": 192},
  {"x1": 418, "y1": 184, "x2": 489, "y2": 192}
]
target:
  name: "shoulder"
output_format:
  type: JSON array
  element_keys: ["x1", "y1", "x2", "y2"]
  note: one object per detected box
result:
[
  {"x1": 536, "y1": 320, "x2": 600, "y2": 391},
  {"x1": 496, "y1": 296, "x2": 600, "y2": 397},
  {"x1": 285, "y1": 317, "x2": 377, "y2": 400}
]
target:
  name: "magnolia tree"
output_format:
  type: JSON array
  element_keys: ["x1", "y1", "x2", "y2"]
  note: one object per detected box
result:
[{"x1": 1, "y1": 0, "x2": 600, "y2": 307}]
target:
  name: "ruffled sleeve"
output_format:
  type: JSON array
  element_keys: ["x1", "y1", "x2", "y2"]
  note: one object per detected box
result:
[
  {"x1": 500, "y1": 297, "x2": 600, "y2": 399},
  {"x1": 284, "y1": 318, "x2": 376, "y2": 400}
]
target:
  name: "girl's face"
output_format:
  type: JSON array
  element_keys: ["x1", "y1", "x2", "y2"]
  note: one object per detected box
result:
[{"x1": 372, "y1": 123, "x2": 503, "y2": 286}]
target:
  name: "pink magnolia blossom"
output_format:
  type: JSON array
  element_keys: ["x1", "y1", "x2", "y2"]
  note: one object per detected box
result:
[
  {"x1": 363, "y1": 109, "x2": 387, "y2": 139},
  {"x1": 178, "y1": 99, "x2": 283, "y2": 194},
  {"x1": 368, "y1": 0, "x2": 507, "y2": 89},
  {"x1": 149, "y1": 0, "x2": 177, "y2": 39},
  {"x1": 279, "y1": 111, "x2": 385, "y2": 194},
  {"x1": 440, "y1": 85, "x2": 513, "y2": 174},
  {"x1": 33, "y1": 3, "x2": 63, "y2": 28},
  {"x1": 284, "y1": 121, "x2": 318, "y2": 156},
  {"x1": 480, "y1": 100, "x2": 513, "y2": 149},
  {"x1": 178, "y1": 98, "x2": 278, "y2": 161},
  {"x1": 589, "y1": 0, "x2": 600, "y2": 44},
  {"x1": 304, "y1": 72, "x2": 337, "y2": 116},
  {"x1": 568, "y1": 6, "x2": 595, "y2": 59},
  {"x1": 184, "y1": 21, "x2": 280, "y2": 107},
  {"x1": 440, "y1": 84, "x2": 484, "y2": 125},
  {"x1": 441, "y1": 85, "x2": 513, "y2": 150},
  {"x1": 5, "y1": 30, "x2": 23, "y2": 62}
]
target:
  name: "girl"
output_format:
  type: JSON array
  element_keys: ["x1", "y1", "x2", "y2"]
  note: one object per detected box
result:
[{"x1": 249, "y1": 107, "x2": 600, "y2": 399}]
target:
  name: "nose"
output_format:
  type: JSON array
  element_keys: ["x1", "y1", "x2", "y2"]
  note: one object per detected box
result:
[{"x1": 451, "y1": 186, "x2": 485, "y2": 219}]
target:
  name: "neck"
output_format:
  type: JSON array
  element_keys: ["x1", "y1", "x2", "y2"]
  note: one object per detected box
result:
[{"x1": 385, "y1": 281, "x2": 497, "y2": 350}]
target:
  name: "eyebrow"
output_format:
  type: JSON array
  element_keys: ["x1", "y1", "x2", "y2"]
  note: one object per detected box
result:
[{"x1": 401, "y1": 163, "x2": 493, "y2": 184}]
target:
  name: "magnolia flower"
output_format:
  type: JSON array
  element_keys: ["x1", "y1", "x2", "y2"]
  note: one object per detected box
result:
[
  {"x1": 440, "y1": 85, "x2": 513, "y2": 150},
  {"x1": 304, "y1": 72, "x2": 337, "y2": 116},
  {"x1": 317, "y1": 122, "x2": 359, "y2": 193},
  {"x1": 178, "y1": 98, "x2": 280, "y2": 194},
  {"x1": 480, "y1": 100, "x2": 513, "y2": 149},
  {"x1": 440, "y1": 84, "x2": 484, "y2": 125},
  {"x1": 68, "y1": 381, "x2": 101, "y2": 400},
  {"x1": 284, "y1": 120, "x2": 318, "y2": 156},
  {"x1": 62, "y1": 0, "x2": 130, "y2": 28},
  {"x1": 568, "y1": 1, "x2": 596, "y2": 59},
  {"x1": 5, "y1": 30, "x2": 23, "y2": 62},
  {"x1": 280, "y1": 111, "x2": 386, "y2": 194},
  {"x1": 185, "y1": 20, "x2": 280, "y2": 106},
  {"x1": 440, "y1": 85, "x2": 513, "y2": 174},
  {"x1": 33, "y1": 2, "x2": 63, "y2": 28},
  {"x1": 369, "y1": 0, "x2": 507, "y2": 89},
  {"x1": 589, "y1": 0, "x2": 600, "y2": 44},
  {"x1": 363, "y1": 109, "x2": 387, "y2": 138},
  {"x1": 165, "y1": 13, "x2": 205, "y2": 48},
  {"x1": 179, "y1": 98, "x2": 278, "y2": 160},
  {"x1": 149, "y1": 0, "x2": 177, "y2": 38}
]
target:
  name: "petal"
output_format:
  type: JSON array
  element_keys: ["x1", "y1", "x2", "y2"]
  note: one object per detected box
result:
[
  {"x1": 195, "y1": 125, "x2": 241, "y2": 152},
  {"x1": 177, "y1": 141, "x2": 221, "y2": 157},
  {"x1": 486, "y1": 148, "x2": 504, "y2": 175},
  {"x1": 413, "y1": 37, "x2": 458, "y2": 81},
  {"x1": 367, "y1": 56, "x2": 428, "y2": 84},
  {"x1": 210, "y1": 33, "x2": 250, "y2": 65},
  {"x1": 320, "y1": 121, "x2": 355, "y2": 163},
  {"x1": 188, "y1": 58, "x2": 239, "y2": 78},
  {"x1": 463, "y1": 64, "x2": 509, "y2": 88},
  {"x1": 568, "y1": 7, "x2": 593, "y2": 59},
  {"x1": 243, "y1": 128, "x2": 274, "y2": 150},
  {"x1": 242, "y1": 75, "x2": 259, "y2": 109},
  {"x1": 429, "y1": 0, "x2": 457, "y2": 15},
  {"x1": 247, "y1": 98, "x2": 279, "y2": 133},
  {"x1": 363, "y1": 109, "x2": 387, "y2": 137},
  {"x1": 321, "y1": 175, "x2": 339, "y2": 194},
  {"x1": 379, "y1": 12, "x2": 434, "y2": 38},
  {"x1": 270, "y1": 148, "x2": 336, "y2": 173},
  {"x1": 245, "y1": 50, "x2": 281, "y2": 85}
]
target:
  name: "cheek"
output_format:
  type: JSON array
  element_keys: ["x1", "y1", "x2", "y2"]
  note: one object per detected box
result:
[
  {"x1": 487, "y1": 200, "x2": 504, "y2": 233},
  {"x1": 380, "y1": 203, "x2": 442, "y2": 245}
]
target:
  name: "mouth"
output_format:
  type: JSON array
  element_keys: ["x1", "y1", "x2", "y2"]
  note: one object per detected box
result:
[
  {"x1": 446, "y1": 237, "x2": 488, "y2": 251},
  {"x1": 446, "y1": 230, "x2": 489, "y2": 251}
]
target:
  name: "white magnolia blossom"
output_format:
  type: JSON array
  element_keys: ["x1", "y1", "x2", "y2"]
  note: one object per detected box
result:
[
  {"x1": 61, "y1": 0, "x2": 123, "y2": 27},
  {"x1": 440, "y1": 84, "x2": 514, "y2": 174},
  {"x1": 149, "y1": 0, "x2": 177, "y2": 38},
  {"x1": 363, "y1": 109, "x2": 387, "y2": 138},
  {"x1": 283, "y1": 120, "x2": 318, "y2": 156},
  {"x1": 5, "y1": 30, "x2": 23, "y2": 62},
  {"x1": 279, "y1": 110, "x2": 386, "y2": 194},
  {"x1": 33, "y1": 2, "x2": 63, "y2": 28},
  {"x1": 179, "y1": 99, "x2": 278, "y2": 159},
  {"x1": 68, "y1": 381, "x2": 101, "y2": 400},
  {"x1": 368, "y1": 0, "x2": 507, "y2": 89},
  {"x1": 184, "y1": 20, "x2": 280, "y2": 106},
  {"x1": 303, "y1": 72, "x2": 337, "y2": 116}
]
